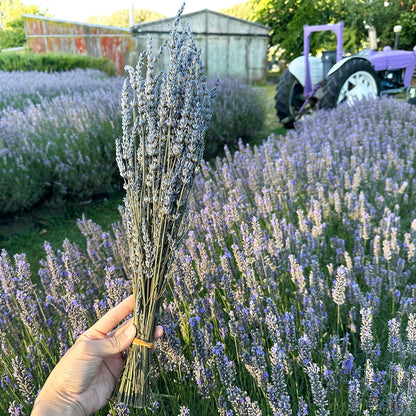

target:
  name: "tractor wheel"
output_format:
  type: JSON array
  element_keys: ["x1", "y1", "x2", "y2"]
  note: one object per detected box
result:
[
  {"x1": 275, "y1": 69, "x2": 305, "y2": 129},
  {"x1": 408, "y1": 97, "x2": 416, "y2": 106},
  {"x1": 320, "y1": 58, "x2": 380, "y2": 109}
]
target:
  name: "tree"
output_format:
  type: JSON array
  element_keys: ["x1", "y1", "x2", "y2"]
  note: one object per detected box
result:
[
  {"x1": 218, "y1": 2, "x2": 256, "y2": 21},
  {"x1": 252, "y1": 0, "x2": 337, "y2": 60},
  {"x1": 397, "y1": 9, "x2": 416, "y2": 50},
  {"x1": 0, "y1": 0, "x2": 43, "y2": 49},
  {"x1": 251, "y1": 0, "x2": 416, "y2": 61},
  {"x1": 86, "y1": 9, "x2": 165, "y2": 27}
]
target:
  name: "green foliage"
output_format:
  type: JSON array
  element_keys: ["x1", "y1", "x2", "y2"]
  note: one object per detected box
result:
[
  {"x1": 0, "y1": 52, "x2": 116, "y2": 75},
  {"x1": 0, "y1": 24, "x2": 25, "y2": 50},
  {"x1": 337, "y1": 0, "x2": 401, "y2": 49},
  {"x1": 86, "y1": 8, "x2": 165, "y2": 27},
  {"x1": 204, "y1": 78, "x2": 266, "y2": 160},
  {"x1": 397, "y1": 10, "x2": 416, "y2": 50},
  {"x1": 0, "y1": 0, "x2": 44, "y2": 49},
  {"x1": 252, "y1": 0, "x2": 335, "y2": 59},
  {"x1": 0, "y1": 191, "x2": 124, "y2": 279},
  {"x1": 251, "y1": 0, "x2": 416, "y2": 60},
  {"x1": 217, "y1": 1, "x2": 256, "y2": 21}
]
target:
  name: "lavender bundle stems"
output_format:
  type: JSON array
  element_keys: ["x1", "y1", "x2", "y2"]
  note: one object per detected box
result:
[{"x1": 113, "y1": 4, "x2": 215, "y2": 407}]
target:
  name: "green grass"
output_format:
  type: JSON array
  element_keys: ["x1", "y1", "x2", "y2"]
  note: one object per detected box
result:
[
  {"x1": 0, "y1": 51, "x2": 117, "y2": 75},
  {"x1": 255, "y1": 83, "x2": 286, "y2": 142},
  {"x1": 0, "y1": 84, "x2": 285, "y2": 273},
  {"x1": 0, "y1": 191, "x2": 124, "y2": 274}
]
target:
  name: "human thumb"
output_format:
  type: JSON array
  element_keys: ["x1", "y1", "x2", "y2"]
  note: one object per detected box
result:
[{"x1": 94, "y1": 324, "x2": 136, "y2": 358}]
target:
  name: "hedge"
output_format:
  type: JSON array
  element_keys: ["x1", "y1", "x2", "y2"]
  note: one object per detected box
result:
[{"x1": 0, "y1": 51, "x2": 116, "y2": 75}]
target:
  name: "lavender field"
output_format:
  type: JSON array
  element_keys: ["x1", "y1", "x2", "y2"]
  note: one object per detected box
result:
[
  {"x1": 0, "y1": 70, "x2": 264, "y2": 217},
  {"x1": 0, "y1": 69, "x2": 121, "y2": 111},
  {"x1": 2, "y1": 96, "x2": 416, "y2": 415},
  {"x1": 0, "y1": 69, "x2": 123, "y2": 215}
]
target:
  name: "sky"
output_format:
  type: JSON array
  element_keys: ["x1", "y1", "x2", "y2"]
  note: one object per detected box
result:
[{"x1": 27, "y1": 0, "x2": 241, "y2": 22}]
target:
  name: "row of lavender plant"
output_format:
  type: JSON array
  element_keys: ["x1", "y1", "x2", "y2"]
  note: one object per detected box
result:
[
  {"x1": 0, "y1": 69, "x2": 120, "y2": 111},
  {"x1": 204, "y1": 77, "x2": 266, "y2": 159},
  {"x1": 2, "y1": 97, "x2": 416, "y2": 415},
  {"x1": 0, "y1": 70, "x2": 263, "y2": 216},
  {"x1": 0, "y1": 70, "x2": 124, "y2": 215}
]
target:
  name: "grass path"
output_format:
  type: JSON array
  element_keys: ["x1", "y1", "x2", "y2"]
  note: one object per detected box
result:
[
  {"x1": 0, "y1": 192, "x2": 124, "y2": 273},
  {"x1": 258, "y1": 83, "x2": 284, "y2": 139}
]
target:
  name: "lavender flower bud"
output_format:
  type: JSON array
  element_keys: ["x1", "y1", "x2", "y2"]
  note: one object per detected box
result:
[
  {"x1": 364, "y1": 359, "x2": 374, "y2": 391},
  {"x1": 226, "y1": 385, "x2": 262, "y2": 416},
  {"x1": 360, "y1": 307, "x2": 374, "y2": 355},
  {"x1": 332, "y1": 265, "x2": 349, "y2": 306},
  {"x1": 268, "y1": 343, "x2": 291, "y2": 415},
  {"x1": 8, "y1": 401, "x2": 24, "y2": 416},
  {"x1": 178, "y1": 406, "x2": 191, "y2": 416},
  {"x1": 388, "y1": 318, "x2": 405, "y2": 359},
  {"x1": 11, "y1": 356, "x2": 35, "y2": 406},
  {"x1": 212, "y1": 342, "x2": 236, "y2": 387},
  {"x1": 305, "y1": 362, "x2": 329, "y2": 416},
  {"x1": 297, "y1": 396, "x2": 308, "y2": 415},
  {"x1": 110, "y1": 403, "x2": 130, "y2": 416},
  {"x1": 348, "y1": 377, "x2": 361, "y2": 413},
  {"x1": 407, "y1": 313, "x2": 416, "y2": 358}
]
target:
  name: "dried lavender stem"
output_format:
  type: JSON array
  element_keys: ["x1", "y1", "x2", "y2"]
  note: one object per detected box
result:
[{"x1": 113, "y1": 3, "x2": 215, "y2": 407}]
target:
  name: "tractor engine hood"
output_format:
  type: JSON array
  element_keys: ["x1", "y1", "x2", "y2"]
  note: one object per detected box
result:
[{"x1": 368, "y1": 48, "x2": 416, "y2": 86}]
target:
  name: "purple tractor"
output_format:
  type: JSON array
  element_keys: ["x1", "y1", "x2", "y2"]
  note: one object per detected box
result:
[{"x1": 275, "y1": 22, "x2": 416, "y2": 128}]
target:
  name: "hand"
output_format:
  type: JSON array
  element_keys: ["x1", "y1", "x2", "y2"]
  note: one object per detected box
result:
[{"x1": 31, "y1": 295, "x2": 163, "y2": 416}]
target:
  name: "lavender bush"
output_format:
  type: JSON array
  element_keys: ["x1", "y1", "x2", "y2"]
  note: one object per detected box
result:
[
  {"x1": 0, "y1": 70, "x2": 123, "y2": 215},
  {"x1": 204, "y1": 77, "x2": 266, "y2": 159},
  {"x1": 2, "y1": 97, "x2": 416, "y2": 415},
  {"x1": 0, "y1": 70, "x2": 259, "y2": 216},
  {"x1": 0, "y1": 69, "x2": 119, "y2": 111}
]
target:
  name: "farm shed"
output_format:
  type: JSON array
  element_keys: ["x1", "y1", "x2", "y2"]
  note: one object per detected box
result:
[
  {"x1": 23, "y1": 14, "x2": 134, "y2": 73},
  {"x1": 130, "y1": 10, "x2": 269, "y2": 83}
]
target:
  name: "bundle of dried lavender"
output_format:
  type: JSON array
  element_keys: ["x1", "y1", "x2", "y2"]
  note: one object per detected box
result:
[{"x1": 113, "y1": 4, "x2": 215, "y2": 408}]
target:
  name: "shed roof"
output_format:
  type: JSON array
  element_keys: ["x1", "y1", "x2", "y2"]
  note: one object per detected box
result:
[
  {"x1": 23, "y1": 14, "x2": 130, "y2": 33},
  {"x1": 131, "y1": 9, "x2": 269, "y2": 37}
]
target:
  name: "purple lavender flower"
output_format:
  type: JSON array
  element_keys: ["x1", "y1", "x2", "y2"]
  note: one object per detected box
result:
[
  {"x1": 388, "y1": 318, "x2": 405, "y2": 359},
  {"x1": 212, "y1": 342, "x2": 236, "y2": 387},
  {"x1": 348, "y1": 377, "x2": 361, "y2": 413},
  {"x1": 306, "y1": 362, "x2": 329, "y2": 416},
  {"x1": 8, "y1": 401, "x2": 24, "y2": 416}
]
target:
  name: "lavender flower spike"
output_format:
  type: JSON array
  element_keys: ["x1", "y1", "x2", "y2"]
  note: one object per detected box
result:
[{"x1": 306, "y1": 362, "x2": 329, "y2": 416}]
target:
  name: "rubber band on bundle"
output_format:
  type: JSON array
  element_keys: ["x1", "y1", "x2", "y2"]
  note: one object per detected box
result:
[{"x1": 132, "y1": 338, "x2": 154, "y2": 349}]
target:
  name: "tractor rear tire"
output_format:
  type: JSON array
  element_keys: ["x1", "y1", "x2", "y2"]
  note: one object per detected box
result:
[
  {"x1": 320, "y1": 58, "x2": 380, "y2": 109},
  {"x1": 275, "y1": 69, "x2": 304, "y2": 129}
]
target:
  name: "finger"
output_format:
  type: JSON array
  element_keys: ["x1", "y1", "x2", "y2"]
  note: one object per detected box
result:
[
  {"x1": 154, "y1": 325, "x2": 164, "y2": 340},
  {"x1": 152, "y1": 325, "x2": 164, "y2": 352},
  {"x1": 89, "y1": 295, "x2": 134, "y2": 335},
  {"x1": 93, "y1": 323, "x2": 136, "y2": 358},
  {"x1": 112, "y1": 322, "x2": 163, "y2": 340},
  {"x1": 111, "y1": 317, "x2": 134, "y2": 337},
  {"x1": 113, "y1": 324, "x2": 162, "y2": 343}
]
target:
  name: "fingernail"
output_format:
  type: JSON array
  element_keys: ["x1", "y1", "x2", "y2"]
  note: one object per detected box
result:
[{"x1": 124, "y1": 324, "x2": 136, "y2": 338}]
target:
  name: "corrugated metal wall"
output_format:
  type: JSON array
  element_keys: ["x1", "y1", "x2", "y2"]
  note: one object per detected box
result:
[{"x1": 23, "y1": 14, "x2": 134, "y2": 73}]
